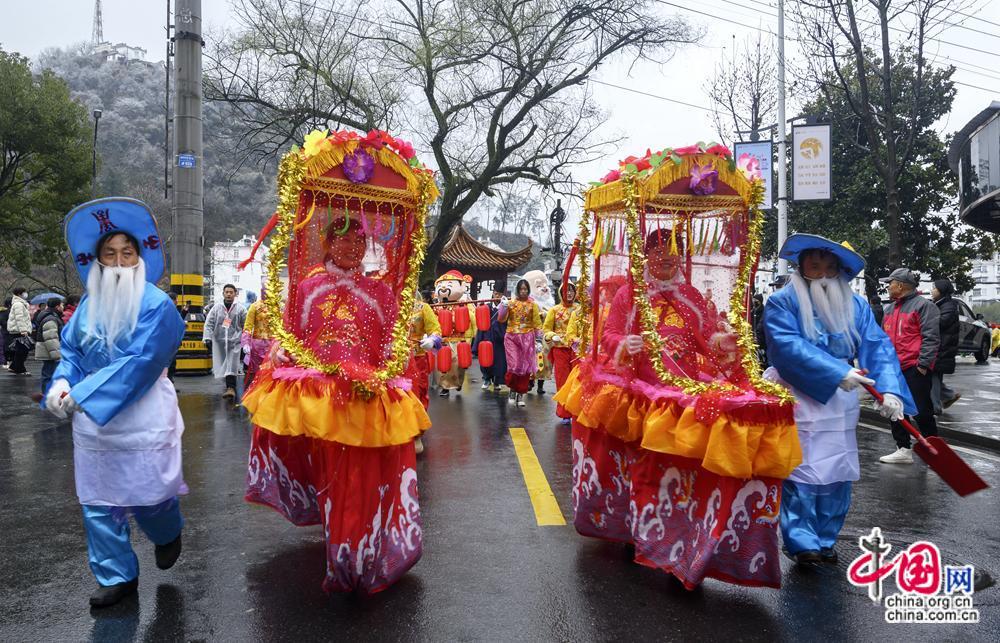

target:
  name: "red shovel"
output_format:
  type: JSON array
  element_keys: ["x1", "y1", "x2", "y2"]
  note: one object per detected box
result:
[{"x1": 863, "y1": 382, "x2": 989, "y2": 497}]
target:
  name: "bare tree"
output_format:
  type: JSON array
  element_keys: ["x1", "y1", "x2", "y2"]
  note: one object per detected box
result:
[
  {"x1": 705, "y1": 33, "x2": 777, "y2": 145},
  {"x1": 204, "y1": 0, "x2": 404, "y2": 167},
  {"x1": 206, "y1": 0, "x2": 695, "y2": 283},
  {"x1": 791, "y1": 0, "x2": 967, "y2": 265}
]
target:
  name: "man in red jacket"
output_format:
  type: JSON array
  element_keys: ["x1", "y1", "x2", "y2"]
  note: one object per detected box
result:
[{"x1": 878, "y1": 268, "x2": 940, "y2": 464}]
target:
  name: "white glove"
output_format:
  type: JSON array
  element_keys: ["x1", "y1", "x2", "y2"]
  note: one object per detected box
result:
[
  {"x1": 60, "y1": 395, "x2": 80, "y2": 416},
  {"x1": 419, "y1": 335, "x2": 436, "y2": 351},
  {"x1": 500, "y1": 296, "x2": 509, "y2": 306},
  {"x1": 878, "y1": 393, "x2": 904, "y2": 422},
  {"x1": 551, "y1": 335, "x2": 562, "y2": 345},
  {"x1": 45, "y1": 379, "x2": 71, "y2": 419},
  {"x1": 624, "y1": 335, "x2": 644, "y2": 355},
  {"x1": 839, "y1": 369, "x2": 875, "y2": 391}
]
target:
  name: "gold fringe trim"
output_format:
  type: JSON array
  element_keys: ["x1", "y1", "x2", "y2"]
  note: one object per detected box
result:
[
  {"x1": 304, "y1": 141, "x2": 441, "y2": 202},
  {"x1": 584, "y1": 153, "x2": 752, "y2": 212}
]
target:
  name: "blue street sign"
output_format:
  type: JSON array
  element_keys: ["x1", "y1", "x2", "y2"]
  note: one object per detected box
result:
[{"x1": 177, "y1": 153, "x2": 196, "y2": 168}]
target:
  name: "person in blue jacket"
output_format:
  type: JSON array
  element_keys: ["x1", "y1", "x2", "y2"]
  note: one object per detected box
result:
[
  {"x1": 44, "y1": 198, "x2": 187, "y2": 608},
  {"x1": 763, "y1": 234, "x2": 914, "y2": 567}
]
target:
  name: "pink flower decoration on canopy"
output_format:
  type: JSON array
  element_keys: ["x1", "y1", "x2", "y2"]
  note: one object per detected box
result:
[
  {"x1": 689, "y1": 164, "x2": 719, "y2": 195},
  {"x1": 672, "y1": 144, "x2": 702, "y2": 156},
  {"x1": 343, "y1": 149, "x2": 375, "y2": 183},
  {"x1": 601, "y1": 169, "x2": 622, "y2": 184}
]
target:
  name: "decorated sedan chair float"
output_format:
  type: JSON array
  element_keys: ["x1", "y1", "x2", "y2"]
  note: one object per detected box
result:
[
  {"x1": 553, "y1": 144, "x2": 801, "y2": 589},
  {"x1": 240, "y1": 129, "x2": 439, "y2": 594}
]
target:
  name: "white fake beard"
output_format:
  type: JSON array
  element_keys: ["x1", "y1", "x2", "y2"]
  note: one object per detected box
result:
[
  {"x1": 85, "y1": 258, "x2": 146, "y2": 350},
  {"x1": 790, "y1": 272, "x2": 859, "y2": 350}
]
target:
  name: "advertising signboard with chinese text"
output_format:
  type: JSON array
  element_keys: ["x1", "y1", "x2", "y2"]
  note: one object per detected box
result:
[{"x1": 792, "y1": 124, "x2": 832, "y2": 201}]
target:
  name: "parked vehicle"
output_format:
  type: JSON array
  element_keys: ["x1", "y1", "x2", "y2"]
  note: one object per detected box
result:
[{"x1": 952, "y1": 297, "x2": 992, "y2": 363}]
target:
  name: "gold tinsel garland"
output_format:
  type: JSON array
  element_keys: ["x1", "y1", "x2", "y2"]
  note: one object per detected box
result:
[
  {"x1": 726, "y1": 180, "x2": 794, "y2": 403},
  {"x1": 262, "y1": 149, "x2": 435, "y2": 399}
]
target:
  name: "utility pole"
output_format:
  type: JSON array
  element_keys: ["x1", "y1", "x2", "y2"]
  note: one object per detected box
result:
[
  {"x1": 776, "y1": 0, "x2": 789, "y2": 275},
  {"x1": 170, "y1": 0, "x2": 210, "y2": 374}
]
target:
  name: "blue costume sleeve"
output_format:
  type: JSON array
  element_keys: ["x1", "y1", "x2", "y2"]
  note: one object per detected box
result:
[
  {"x1": 852, "y1": 295, "x2": 917, "y2": 415},
  {"x1": 69, "y1": 287, "x2": 186, "y2": 426},
  {"x1": 51, "y1": 301, "x2": 90, "y2": 387},
  {"x1": 763, "y1": 288, "x2": 852, "y2": 404}
]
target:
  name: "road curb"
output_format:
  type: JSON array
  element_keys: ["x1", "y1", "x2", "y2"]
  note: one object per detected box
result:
[{"x1": 860, "y1": 407, "x2": 1000, "y2": 454}]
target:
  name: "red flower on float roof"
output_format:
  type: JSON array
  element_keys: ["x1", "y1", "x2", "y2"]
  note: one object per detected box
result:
[
  {"x1": 601, "y1": 169, "x2": 621, "y2": 183},
  {"x1": 705, "y1": 144, "x2": 733, "y2": 158},
  {"x1": 391, "y1": 138, "x2": 416, "y2": 160}
]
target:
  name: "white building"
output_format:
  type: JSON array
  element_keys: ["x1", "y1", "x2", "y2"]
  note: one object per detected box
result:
[
  {"x1": 92, "y1": 42, "x2": 147, "y2": 64},
  {"x1": 967, "y1": 253, "x2": 1000, "y2": 306},
  {"x1": 209, "y1": 236, "x2": 268, "y2": 306}
]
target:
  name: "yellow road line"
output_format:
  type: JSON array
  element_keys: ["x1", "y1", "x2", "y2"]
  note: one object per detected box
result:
[{"x1": 509, "y1": 427, "x2": 566, "y2": 526}]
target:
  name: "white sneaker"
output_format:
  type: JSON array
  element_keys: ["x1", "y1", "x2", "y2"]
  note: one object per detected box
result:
[
  {"x1": 517, "y1": 394, "x2": 526, "y2": 407},
  {"x1": 879, "y1": 447, "x2": 914, "y2": 464},
  {"x1": 481, "y1": 381, "x2": 490, "y2": 390}
]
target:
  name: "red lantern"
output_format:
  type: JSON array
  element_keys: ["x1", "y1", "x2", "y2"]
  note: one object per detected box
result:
[
  {"x1": 478, "y1": 340, "x2": 494, "y2": 368},
  {"x1": 457, "y1": 341, "x2": 472, "y2": 369},
  {"x1": 438, "y1": 308, "x2": 454, "y2": 336},
  {"x1": 454, "y1": 305, "x2": 470, "y2": 333},
  {"x1": 425, "y1": 351, "x2": 435, "y2": 373},
  {"x1": 437, "y1": 346, "x2": 453, "y2": 373},
  {"x1": 476, "y1": 304, "x2": 491, "y2": 330}
]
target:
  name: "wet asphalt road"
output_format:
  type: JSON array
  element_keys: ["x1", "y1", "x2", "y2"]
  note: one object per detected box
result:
[
  {"x1": 932, "y1": 358, "x2": 1000, "y2": 445},
  {"x1": 1, "y1": 366, "x2": 999, "y2": 642}
]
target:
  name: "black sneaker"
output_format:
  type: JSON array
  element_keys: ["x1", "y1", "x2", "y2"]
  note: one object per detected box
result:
[
  {"x1": 820, "y1": 548, "x2": 838, "y2": 564},
  {"x1": 155, "y1": 534, "x2": 182, "y2": 570},
  {"x1": 90, "y1": 579, "x2": 138, "y2": 608},
  {"x1": 439, "y1": 389, "x2": 450, "y2": 398},
  {"x1": 795, "y1": 550, "x2": 823, "y2": 567},
  {"x1": 536, "y1": 380, "x2": 545, "y2": 394}
]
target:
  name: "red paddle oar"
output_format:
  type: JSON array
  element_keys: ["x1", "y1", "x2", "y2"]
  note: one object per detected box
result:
[{"x1": 862, "y1": 382, "x2": 989, "y2": 497}]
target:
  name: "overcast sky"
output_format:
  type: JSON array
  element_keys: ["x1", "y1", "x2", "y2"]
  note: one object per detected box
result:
[{"x1": 3, "y1": 0, "x2": 1000, "y2": 224}]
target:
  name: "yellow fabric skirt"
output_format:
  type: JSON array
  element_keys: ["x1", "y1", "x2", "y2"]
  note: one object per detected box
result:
[
  {"x1": 554, "y1": 366, "x2": 801, "y2": 479},
  {"x1": 243, "y1": 368, "x2": 431, "y2": 448}
]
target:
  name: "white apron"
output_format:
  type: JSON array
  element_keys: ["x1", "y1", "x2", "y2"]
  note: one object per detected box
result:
[
  {"x1": 72, "y1": 375, "x2": 185, "y2": 507},
  {"x1": 764, "y1": 367, "x2": 860, "y2": 485}
]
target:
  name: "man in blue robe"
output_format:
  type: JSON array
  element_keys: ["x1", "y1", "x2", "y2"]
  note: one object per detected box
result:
[
  {"x1": 763, "y1": 234, "x2": 914, "y2": 567},
  {"x1": 45, "y1": 198, "x2": 187, "y2": 607}
]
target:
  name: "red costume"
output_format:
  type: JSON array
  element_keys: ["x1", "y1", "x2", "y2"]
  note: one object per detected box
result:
[
  {"x1": 242, "y1": 130, "x2": 438, "y2": 594},
  {"x1": 555, "y1": 145, "x2": 800, "y2": 589}
]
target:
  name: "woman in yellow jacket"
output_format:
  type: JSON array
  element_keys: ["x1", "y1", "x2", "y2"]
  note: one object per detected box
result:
[
  {"x1": 542, "y1": 282, "x2": 579, "y2": 423},
  {"x1": 499, "y1": 279, "x2": 542, "y2": 406}
]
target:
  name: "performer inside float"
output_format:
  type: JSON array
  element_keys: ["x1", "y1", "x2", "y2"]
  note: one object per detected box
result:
[
  {"x1": 763, "y1": 234, "x2": 913, "y2": 566},
  {"x1": 46, "y1": 198, "x2": 187, "y2": 607},
  {"x1": 555, "y1": 143, "x2": 802, "y2": 589},
  {"x1": 241, "y1": 129, "x2": 437, "y2": 594}
]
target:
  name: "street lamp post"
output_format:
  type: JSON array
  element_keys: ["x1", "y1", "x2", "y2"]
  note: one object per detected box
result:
[{"x1": 91, "y1": 108, "x2": 102, "y2": 197}]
